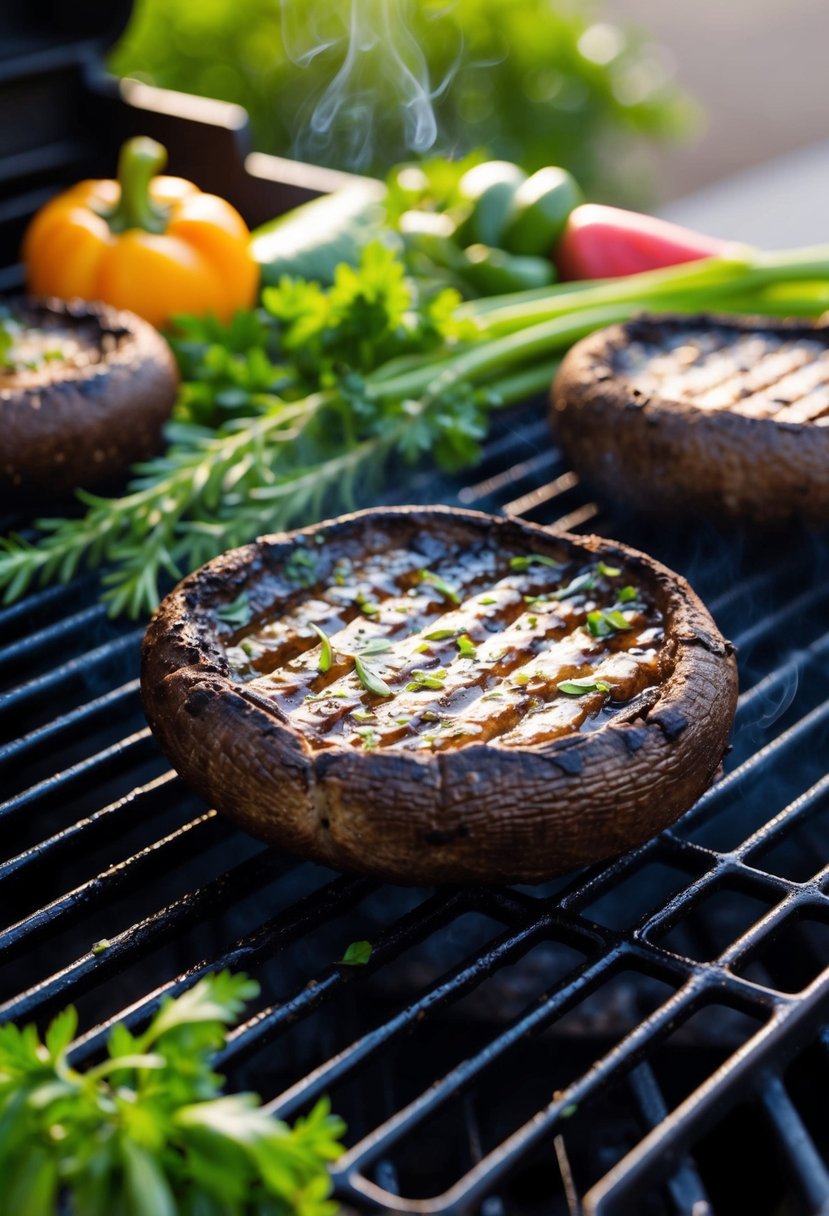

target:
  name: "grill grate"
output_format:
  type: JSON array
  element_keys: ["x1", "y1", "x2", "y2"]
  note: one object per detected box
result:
[{"x1": 3, "y1": 399, "x2": 829, "y2": 1214}]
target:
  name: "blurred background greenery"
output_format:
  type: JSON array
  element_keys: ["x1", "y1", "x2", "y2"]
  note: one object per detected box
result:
[{"x1": 110, "y1": 0, "x2": 696, "y2": 206}]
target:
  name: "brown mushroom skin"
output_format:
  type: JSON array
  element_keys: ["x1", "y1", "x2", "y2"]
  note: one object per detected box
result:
[
  {"x1": 551, "y1": 314, "x2": 829, "y2": 525},
  {"x1": 0, "y1": 297, "x2": 178, "y2": 497},
  {"x1": 141, "y1": 506, "x2": 737, "y2": 886}
]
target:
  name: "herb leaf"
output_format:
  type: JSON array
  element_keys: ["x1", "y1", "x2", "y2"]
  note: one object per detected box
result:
[
  {"x1": 509, "y1": 554, "x2": 561, "y2": 571},
  {"x1": 419, "y1": 570, "x2": 461, "y2": 604},
  {"x1": 354, "y1": 655, "x2": 393, "y2": 697},
  {"x1": 456, "y1": 634, "x2": 477, "y2": 659},
  {"x1": 0, "y1": 972, "x2": 344, "y2": 1214},
  {"x1": 423, "y1": 627, "x2": 457, "y2": 641},
  {"x1": 586, "y1": 609, "x2": 631, "y2": 638},
  {"x1": 309, "y1": 622, "x2": 333, "y2": 672},
  {"x1": 557, "y1": 677, "x2": 611, "y2": 696},
  {"x1": 216, "y1": 591, "x2": 251, "y2": 628},
  {"x1": 357, "y1": 637, "x2": 392, "y2": 656},
  {"x1": 406, "y1": 668, "x2": 446, "y2": 691},
  {"x1": 596, "y1": 560, "x2": 621, "y2": 578},
  {"x1": 552, "y1": 572, "x2": 596, "y2": 601},
  {"x1": 340, "y1": 940, "x2": 372, "y2": 966}
]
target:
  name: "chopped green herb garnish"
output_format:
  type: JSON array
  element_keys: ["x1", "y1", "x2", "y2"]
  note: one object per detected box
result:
[
  {"x1": 332, "y1": 559, "x2": 351, "y2": 587},
  {"x1": 456, "y1": 634, "x2": 477, "y2": 659},
  {"x1": 415, "y1": 641, "x2": 431, "y2": 653},
  {"x1": 216, "y1": 591, "x2": 251, "y2": 628},
  {"x1": 355, "y1": 728, "x2": 378, "y2": 749},
  {"x1": 91, "y1": 939, "x2": 111, "y2": 956},
  {"x1": 356, "y1": 591, "x2": 380, "y2": 616},
  {"x1": 557, "y1": 678, "x2": 611, "y2": 696},
  {"x1": 596, "y1": 561, "x2": 621, "y2": 578},
  {"x1": 284, "y1": 546, "x2": 318, "y2": 587},
  {"x1": 509, "y1": 554, "x2": 561, "y2": 572},
  {"x1": 309, "y1": 622, "x2": 333, "y2": 672},
  {"x1": 524, "y1": 593, "x2": 548, "y2": 604},
  {"x1": 478, "y1": 595, "x2": 497, "y2": 605},
  {"x1": 240, "y1": 638, "x2": 256, "y2": 657},
  {"x1": 357, "y1": 637, "x2": 392, "y2": 656},
  {"x1": 340, "y1": 940, "x2": 372, "y2": 965},
  {"x1": 586, "y1": 609, "x2": 631, "y2": 638},
  {"x1": 482, "y1": 691, "x2": 503, "y2": 701},
  {"x1": 406, "y1": 668, "x2": 446, "y2": 691},
  {"x1": 354, "y1": 655, "x2": 392, "y2": 697},
  {"x1": 419, "y1": 569, "x2": 460, "y2": 604},
  {"x1": 353, "y1": 708, "x2": 374, "y2": 722},
  {"x1": 618, "y1": 585, "x2": 638, "y2": 603},
  {"x1": 395, "y1": 715, "x2": 412, "y2": 725},
  {"x1": 513, "y1": 672, "x2": 531, "y2": 686},
  {"x1": 527, "y1": 616, "x2": 538, "y2": 628},
  {"x1": 552, "y1": 572, "x2": 596, "y2": 601},
  {"x1": 423, "y1": 627, "x2": 457, "y2": 641},
  {"x1": 421, "y1": 710, "x2": 442, "y2": 723}
]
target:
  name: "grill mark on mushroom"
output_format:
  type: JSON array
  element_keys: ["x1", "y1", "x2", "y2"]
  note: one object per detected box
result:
[
  {"x1": 616, "y1": 327, "x2": 829, "y2": 422},
  {"x1": 225, "y1": 547, "x2": 664, "y2": 753}
]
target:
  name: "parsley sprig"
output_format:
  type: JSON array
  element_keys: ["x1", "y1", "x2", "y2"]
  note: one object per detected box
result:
[{"x1": 0, "y1": 971, "x2": 344, "y2": 1215}]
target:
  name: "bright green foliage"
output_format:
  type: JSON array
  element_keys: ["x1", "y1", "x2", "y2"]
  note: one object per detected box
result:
[
  {"x1": 110, "y1": 0, "x2": 693, "y2": 201},
  {"x1": 0, "y1": 972, "x2": 345, "y2": 1216}
]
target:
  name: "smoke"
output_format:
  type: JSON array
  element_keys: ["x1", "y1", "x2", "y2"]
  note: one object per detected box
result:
[{"x1": 281, "y1": 0, "x2": 461, "y2": 170}]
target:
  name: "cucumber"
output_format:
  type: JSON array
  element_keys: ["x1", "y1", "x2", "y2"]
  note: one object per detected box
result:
[{"x1": 252, "y1": 181, "x2": 391, "y2": 286}]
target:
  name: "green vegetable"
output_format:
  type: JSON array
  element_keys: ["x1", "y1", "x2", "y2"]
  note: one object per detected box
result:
[
  {"x1": 422, "y1": 627, "x2": 457, "y2": 641},
  {"x1": 340, "y1": 941, "x2": 372, "y2": 966},
  {"x1": 5, "y1": 237, "x2": 829, "y2": 617},
  {"x1": 461, "y1": 244, "x2": 556, "y2": 295},
  {"x1": 252, "y1": 180, "x2": 390, "y2": 286},
  {"x1": 354, "y1": 655, "x2": 393, "y2": 697},
  {"x1": 618, "y1": 585, "x2": 639, "y2": 603},
  {"x1": 357, "y1": 637, "x2": 393, "y2": 656},
  {"x1": 502, "y1": 166, "x2": 584, "y2": 256},
  {"x1": 596, "y1": 561, "x2": 622, "y2": 578},
  {"x1": 455, "y1": 160, "x2": 527, "y2": 246},
  {"x1": 558, "y1": 677, "x2": 611, "y2": 696},
  {"x1": 309, "y1": 622, "x2": 333, "y2": 672},
  {"x1": 0, "y1": 972, "x2": 344, "y2": 1215}
]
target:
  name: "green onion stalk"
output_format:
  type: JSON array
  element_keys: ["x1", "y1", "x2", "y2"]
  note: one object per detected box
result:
[{"x1": 3, "y1": 243, "x2": 829, "y2": 617}]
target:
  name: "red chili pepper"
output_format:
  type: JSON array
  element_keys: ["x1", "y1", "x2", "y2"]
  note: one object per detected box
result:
[{"x1": 554, "y1": 203, "x2": 729, "y2": 281}]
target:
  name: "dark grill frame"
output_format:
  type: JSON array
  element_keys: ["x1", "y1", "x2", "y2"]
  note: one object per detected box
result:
[{"x1": 2, "y1": 23, "x2": 829, "y2": 1215}]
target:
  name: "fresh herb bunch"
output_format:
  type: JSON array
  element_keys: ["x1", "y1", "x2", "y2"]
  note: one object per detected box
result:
[
  {"x1": 0, "y1": 971, "x2": 344, "y2": 1216},
  {"x1": 3, "y1": 241, "x2": 829, "y2": 617}
]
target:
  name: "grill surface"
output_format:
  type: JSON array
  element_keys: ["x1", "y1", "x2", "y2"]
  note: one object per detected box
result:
[{"x1": 3, "y1": 400, "x2": 829, "y2": 1215}]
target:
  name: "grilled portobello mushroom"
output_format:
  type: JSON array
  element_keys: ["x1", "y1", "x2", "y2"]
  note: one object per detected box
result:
[
  {"x1": 0, "y1": 297, "x2": 177, "y2": 497},
  {"x1": 141, "y1": 506, "x2": 737, "y2": 885},
  {"x1": 551, "y1": 314, "x2": 829, "y2": 524}
]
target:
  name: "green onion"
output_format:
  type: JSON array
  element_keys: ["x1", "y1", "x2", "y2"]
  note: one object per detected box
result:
[
  {"x1": 586, "y1": 609, "x2": 631, "y2": 638},
  {"x1": 596, "y1": 561, "x2": 621, "y2": 578},
  {"x1": 509, "y1": 553, "x2": 561, "y2": 571},
  {"x1": 423, "y1": 627, "x2": 457, "y2": 641}
]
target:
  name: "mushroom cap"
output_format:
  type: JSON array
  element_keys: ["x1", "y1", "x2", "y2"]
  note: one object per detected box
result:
[
  {"x1": 551, "y1": 313, "x2": 829, "y2": 526},
  {"x1": 0, "y1": 297, "x2": 178, "y2": 497},
  {"x1": 141, "y1": 506, "x2": 737, "y2": 885}
]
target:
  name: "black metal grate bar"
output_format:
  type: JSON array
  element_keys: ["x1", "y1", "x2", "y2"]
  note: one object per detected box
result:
[{"x1": 2, "y1": 399, "x2": 829, "y2": 1214}]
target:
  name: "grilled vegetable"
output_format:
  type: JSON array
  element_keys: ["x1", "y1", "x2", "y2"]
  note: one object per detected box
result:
[
  {"x1": 554, "y1": 203, "x2": 728, "y2": 280},
  {"x1": 141, "y1": 506, "x2": 737, "y2": 885},
  {"x1": 552, "y1": 313, "x2": 829, "y2": 524},
  {"x1": 0, "y1": 298, "x2": 177, "y2": 499},
  {"x1": 22, "y1": 137, "x2": 259, "y2": 327}
]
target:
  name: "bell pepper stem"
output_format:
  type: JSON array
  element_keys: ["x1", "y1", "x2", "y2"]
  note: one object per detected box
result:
[{"x1": 103, "y1": 137, "x2": 169, "y2": 235}]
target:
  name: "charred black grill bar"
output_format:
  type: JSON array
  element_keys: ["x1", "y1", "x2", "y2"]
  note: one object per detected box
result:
[{"x1": 3, "y1": 396, "x2": 829, "y2": 1214}]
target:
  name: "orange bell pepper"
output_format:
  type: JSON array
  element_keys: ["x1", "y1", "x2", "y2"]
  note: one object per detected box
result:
[{"x1": 22, "y1": 137, "x2": 259, "y2": 328}]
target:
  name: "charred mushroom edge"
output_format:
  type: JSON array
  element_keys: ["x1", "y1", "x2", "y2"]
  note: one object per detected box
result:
[
  {"x1": 551, "y1": 313, "x2": 829, "y2": 525},
  {"x1": 141, "y1": 505, "x2": 738, "y2": 885},
  {"x1": 0, "y1": 297, "x2": 178, "y2": 496}
]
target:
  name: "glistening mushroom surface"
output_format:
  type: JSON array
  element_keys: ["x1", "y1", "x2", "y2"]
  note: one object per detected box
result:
[
  {"x1": 224, "y1": 540, "x2": 664, "y2": 754},
  {"x1": 142, "y1": 507, "x2": 737, "y2": 885}
]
